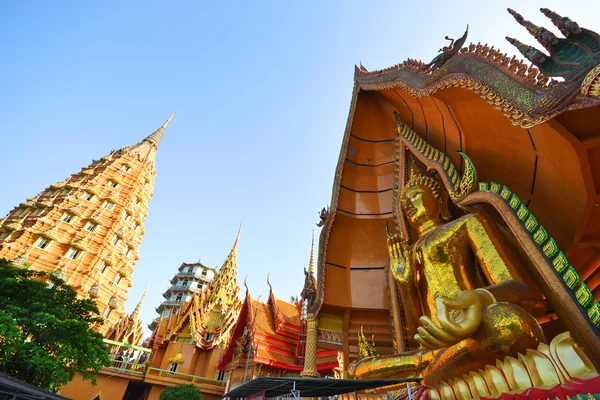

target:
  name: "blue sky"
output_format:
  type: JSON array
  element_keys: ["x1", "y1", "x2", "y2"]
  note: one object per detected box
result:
[{"x1": 1, "y1": 1, "x2": 598, "y2": 336}]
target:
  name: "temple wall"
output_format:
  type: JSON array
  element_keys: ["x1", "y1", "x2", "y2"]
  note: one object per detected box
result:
[{"x1": 59, "y1": 372, "x2": 131, "y2": 400}]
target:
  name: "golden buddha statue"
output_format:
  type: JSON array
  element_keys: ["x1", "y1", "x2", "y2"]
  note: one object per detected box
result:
[{"x1": 348, "y1": 172, "x2": 547, "y2": 385}]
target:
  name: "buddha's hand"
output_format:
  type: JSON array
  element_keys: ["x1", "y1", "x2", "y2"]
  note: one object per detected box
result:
[
  {"x1": 386, "y1": 230, "x2": 411, "y2": 284},
  {"x1": 414, "y1": 289, "x2": 495, "y2": 350}
]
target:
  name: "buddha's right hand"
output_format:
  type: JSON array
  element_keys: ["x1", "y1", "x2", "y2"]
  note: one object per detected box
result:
[{"x1": 386, "y1": 228, "x2": 411, "y2": 284}]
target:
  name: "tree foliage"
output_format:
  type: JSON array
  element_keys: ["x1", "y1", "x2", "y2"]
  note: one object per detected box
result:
[
  {"x1": 0, "y1": 258, "x2": 110, "y2": 390},
  {"x1": 159, "y1": 384, "x2": 204, "y2": 400}
]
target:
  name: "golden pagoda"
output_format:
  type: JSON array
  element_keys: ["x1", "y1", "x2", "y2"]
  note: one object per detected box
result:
[
  {"x1": 0, "y1": 111, "x2": 175, "y2": 334},
  {"x1": 309, "y1": 7, "x2": 600, "y2": 398}
]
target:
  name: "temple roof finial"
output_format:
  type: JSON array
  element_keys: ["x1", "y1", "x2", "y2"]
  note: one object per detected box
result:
[
  {"x1": 143, "y1": 110, "x2": 176, "y2": 149},
  {"x1": 308, "y1": 231, "x2": 315, "y2": 276},
  {"x1": 131, "y1": 282, "x2": 150, "y2": 319},
  {"x1": 266, "y1": 273, "x2": 273, "y2": 294},
  {"x1": 233, "y1": 218, "x2": 243, "y2": 249}
]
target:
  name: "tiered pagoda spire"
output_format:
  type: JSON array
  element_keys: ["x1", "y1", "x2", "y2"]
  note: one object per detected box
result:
[
  {"x1": 105, "y1": 283, "x2": 150, "y2": 346},
  {"x1": 0, "y1": 112, "x2": 175, "y2": 334}
]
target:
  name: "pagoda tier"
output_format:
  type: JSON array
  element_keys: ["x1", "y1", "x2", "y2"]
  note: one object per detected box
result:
[
  {"x1": 148, "y1": 261, "x2": 216, "y2": 331},
  {"x1": 0, "y1": 111, "x2": 175, "y2": 334}
]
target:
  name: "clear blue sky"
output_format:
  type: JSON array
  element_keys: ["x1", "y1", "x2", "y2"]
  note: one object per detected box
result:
[{"x1": 1, "y1": 1, "x2": 598, "y2": 336}]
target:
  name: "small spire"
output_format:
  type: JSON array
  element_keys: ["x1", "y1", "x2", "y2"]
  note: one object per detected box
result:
[
  {"x1": 233, "y1": 218, "x2": 243, "y2": 249},
  {"x1": 131, "y1": 282, "x2": 150, "y2": 319},
  {"x1": 143, "y1": 110, "x2": 176, "y2": 149},
  {"x1": 308, "y1": 231, "x2": 315, "y2": 275}
]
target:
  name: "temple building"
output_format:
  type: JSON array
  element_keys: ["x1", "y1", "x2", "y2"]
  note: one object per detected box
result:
[
  {"x1": 0, "y1": 111, "x2": 175, "y2": 334},
  {"x1": 219, "y1": 236, "x2": 339, "y2": 392},
  {"x1": 149, "y1": 261, "x2": 216, "y2": 331},
  {"x1": 147, "y1": 224, "x2": 244, "y2": 382},
  {"x1": 309, "y1": 7, "x2": 600, "y2": 399}
]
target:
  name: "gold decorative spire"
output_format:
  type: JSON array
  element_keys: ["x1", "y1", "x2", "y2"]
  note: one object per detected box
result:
[
  {"x1": 142, "y1": 110, "x2": 176, "y2": 149},
  {"x1": 358, "y1": 325, "x2": 379, "y2": 358},
  {"x1": 233, "y1": 218, "x2": 243, "y2": 250},
  {"x1": 308, "y1": 230, "x2": 315, "y2": 275},
  {"x1": 131, "y1": 282, "x2": 150, "y2": 319}
]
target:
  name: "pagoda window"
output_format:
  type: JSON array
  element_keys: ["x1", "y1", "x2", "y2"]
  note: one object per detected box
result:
[
  {"x1": 61, "y1": 188, "x2": 72, "y2": 196},
  {"x1": 103, "y1": 308, "x2": 112, "y2": 319},
  {"x1": 122, "y1": 212, "x2": 130, "y2": 221},
  {"x1": 66, "y1": 248, "x2": 81, "y2": 260},
  {"x1": 132, "y1": 221, "x2": 139, "y2": 231},
  {"x1": 32, "y1": 208, "x2": 44, "y2": 216},
  {"x1": 108, "y1": 181, "x2": 118, "y2": 188},
  {"x1": 163, "y1": 310, "x2": 170, "y2": 318},
  {"x1": 62, "y1": 213, "x2": 75, "y2": 223},
  {"x1": 201, "y1": 270, "x2": 207, "y2": 276},
  {"x1": 205, "y1": 333, "x2": 214, "y2": 342},
  {"x1": 15, "y1": 208, "x2": 27, "y2": 217},
  {"x1": 169, "y1": 363, "x2": 178, "y2": 373},
  {"x1": 175, "y1": 294, "x2": 182, "y2": 303},
  {"x1": 36, "y1": 237, "x2": 52, "y2": 250},
  {"x1": 47, "y1": 189, "x2": 58, "y2": 196},
  {"x1": 99, "y1": 263, "x2": 109, "y2": 274},
  {"x1": 121, "y1": 165, "x2": 131, "y2": 172},
  {"x1": 102, "y1": 201, "x2": 114, "y2": 210},
  {"x1": 187, "y1": 266, "x2": 194, "y2": 273},
  {"x1": 123, "y1": 247, "x2": 131, "y2": 256},
  {"x1": 216, "y1": 370, "x2": 225, "y2": 381},
  {"x1": 115, "y1": 275, "x2": 122, "y2": 285},
  {"x1": 182, "y1": 280, "x2": 189, "y2": 287},
  {"x1": 82, "y1": 192, "x2": 94, "y2": 201},
  {"x1": 1, "y1": 231, "x2": 11, "y2": 241},
  {"x1": 85, "y1": 221, "x2": 98, "y2": 233},
  {"x1": 111, "y1": 236, "x2": 120, "y2": 246}
]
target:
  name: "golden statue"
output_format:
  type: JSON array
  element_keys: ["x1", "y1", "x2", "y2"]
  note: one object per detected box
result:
[{"x1": 348, "y1": 171, "x2": 547, "y2": 385}]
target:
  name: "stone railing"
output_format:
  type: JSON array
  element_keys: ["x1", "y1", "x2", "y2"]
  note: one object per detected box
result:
[
  {"x1": 104, "y1": 359, "x2": 146, "y2": 375},
  {"x1": 146, "y1": 367, "x2": 225, "y2": 388}
]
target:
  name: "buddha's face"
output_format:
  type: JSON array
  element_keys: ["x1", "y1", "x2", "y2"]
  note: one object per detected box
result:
[{"x1": 401, "y1": 184, "x2": 441, "y2": 227}]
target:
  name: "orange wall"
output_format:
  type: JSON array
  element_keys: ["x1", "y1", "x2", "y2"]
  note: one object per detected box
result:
[{"x1": 59, "y1": 372, "x2": 130, "y2": 400}]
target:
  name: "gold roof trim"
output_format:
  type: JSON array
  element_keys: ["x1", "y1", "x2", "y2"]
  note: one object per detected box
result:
[
  {"x1": 86, "y1": 186, "x2": 100, "y2": 195},
  {"x1": 65, "y1": 205, "x2": 83, "y2": 217},
  {"x1": 40, "y1": 227, "x2": 59, "y2": 241},
  {"x1": 50, "y1": 181, "x2": 66, "y2": 189},
  {"x1": 69, "y1": 238, "x2": 88, "y2": 251},
  {"x1": 88, "y1": 214, "x2": 103, "y2": 225},
  {"x1": 5, "y1": 221, "x2": 23, "y2": 231}
]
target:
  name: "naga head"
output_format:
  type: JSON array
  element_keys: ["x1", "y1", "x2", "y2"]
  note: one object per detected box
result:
[{"x1": 400, "y1": 172, "x2": 451, "y2": 228}]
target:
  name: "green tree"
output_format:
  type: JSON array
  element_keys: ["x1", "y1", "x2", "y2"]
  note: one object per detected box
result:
[
  {"x1": 159, "y1": 384, "x2": 204, "y2": 400},
  {"x1": 0, "y1": 258, "x2": 110, "y2": 390}
]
